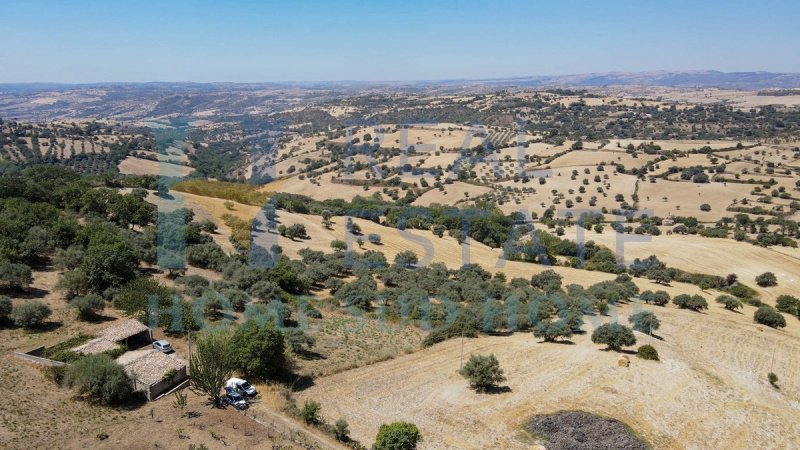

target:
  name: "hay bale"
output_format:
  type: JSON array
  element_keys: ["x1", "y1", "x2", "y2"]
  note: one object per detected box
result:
[{"x1": 618, "y1": 355, "x2": 630, "y2": 367}]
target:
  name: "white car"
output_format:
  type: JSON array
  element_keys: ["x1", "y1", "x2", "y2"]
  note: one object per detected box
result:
[
  {"x1": 152, "y1": 340, "x2": 173, "y2": 353},
  {"x1": 226, "y1": 377, "x2": 257, "y2": 396}
]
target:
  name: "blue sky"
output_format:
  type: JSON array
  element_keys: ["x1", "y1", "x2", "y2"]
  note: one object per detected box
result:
[{"x1": 1, "y1": 0, "x2": 798, "y2": 83}]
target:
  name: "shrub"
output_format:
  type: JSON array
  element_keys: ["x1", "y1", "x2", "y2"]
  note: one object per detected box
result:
[
  {"x1": 699, "y1": 203, "x2": 711, "y2": 211},
  {"x1": 0, "y1": 262, "x2": 33, "y2": 291},
  {"x1": 367, "y1": 233, "x2": 382, "y2": 244},
  {"x1": 754, "y1": 306, "x2": 786, "y2": 329},
  {"x1": 330, "y1": 239, "x2": 347, "y2": 251},
  {"x1": 755, "y1": 272, "x2": 778, "y2": 287},
  {"x1": 0, "y1": 295, "x2": 11, "y2": 320},
  {"x1": 715, "y1": 295, "x2": 743, "y2": 311},
  {"x1": 374, "y1": 422, "x2": 422, "y2": 450},
  {"x1": 11, "y1": 301, "x2": 52, "y2": 328},
  {"x1": 63, "y1": 354, "x2": 133, "y2": 405},
  {"x1": 672, "y1": 294, "x2": 708, "y2": 311},
  {"x1": 458, "y1": 354, "x2": 506, "y2": 392},
  {"x1": 333, "y1": 418, "x2": 350, "y2": 442},
  {"x1": 637, "y1": 344, "x2": 659, "y2": 361},
  {"x1": 300, "y1": 400, "x2": 322, "y2": 425},
  {"x1": 591, "y1": 323, "x2": 636, "y2": 351},
  {"x1": 775, "y1": 295, "x2": 799, "y2": 317},
  {"x1": 768, "y1": 372, "x2": 779, "y2": 388},
  {"x1": 71, "y1": 294, "x2": 106, "y2": 320},
  {"x1": 628, "y1": 311, "x2": 660, "y2": 333}
]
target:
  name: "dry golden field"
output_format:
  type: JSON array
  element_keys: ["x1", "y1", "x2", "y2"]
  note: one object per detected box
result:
[{"x1": 297, "y1": 300, "x2": 800, "y2": 450}]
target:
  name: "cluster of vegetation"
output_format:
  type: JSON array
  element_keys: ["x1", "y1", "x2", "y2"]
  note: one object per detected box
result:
[{"x1": 272, "y1": 192, "x2": 517, "y2": 248}]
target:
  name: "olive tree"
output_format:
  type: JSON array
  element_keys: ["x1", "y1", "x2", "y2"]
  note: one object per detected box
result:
[
  {"x1": 628, "y1": 311, "x2": 660, "y2": 333},
  {"x1": 591, "y1": 323, "x2": 636, "y2": 351},
  {"x1": 459, "y1": 354, "x2": 506, "y2": 392}
]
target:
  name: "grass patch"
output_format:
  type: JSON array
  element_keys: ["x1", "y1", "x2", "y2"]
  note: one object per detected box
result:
[{"x1": 172, "y1": 179, "x2": 269, "y2": 206}]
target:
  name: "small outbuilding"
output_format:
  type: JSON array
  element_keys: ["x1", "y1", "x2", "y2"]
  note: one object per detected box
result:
[
  {"x1": 71, "y1": 319, "x2": 153, "y2": 355},
  {"x1": 117, "y1": 349, "x2": 188, "y2": 400}
]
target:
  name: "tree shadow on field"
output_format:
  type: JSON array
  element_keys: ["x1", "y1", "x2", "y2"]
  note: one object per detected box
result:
[
  {"x1": 475, "y1": 385, "x2": 512, "y2": 395},
  {"x1": 537, "y1": 339, "x2": 576, "y2": 345},
  {"x1": 26, "y1": 321, "x2": 63, "y2": 333},
  {"x1": 599, "y1": 347, "x2": 638, "y2": 355},
  {"x1": 9, "y1": 287, "x2": 49, "y2": 299},
  {"x1": 295, "y1": 349, "x2": 326, "y2": 361}
]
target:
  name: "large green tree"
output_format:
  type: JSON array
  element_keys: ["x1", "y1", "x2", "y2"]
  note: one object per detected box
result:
[{"x1": 230, "y1": 320, "x2": 285, "y2": 380}]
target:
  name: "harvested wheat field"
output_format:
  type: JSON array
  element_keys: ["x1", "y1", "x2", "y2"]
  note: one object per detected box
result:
[
  {"x1": 118, "y1": 156, "x2": 192, "y2": 177},
  {"x1": 575, "y1": 227, "x2": 800, "y2": 304},
  {"x1": 296, "y1": 300, "x2": 800, "y2": 450},
  {"x1": 636, "y1": 178, "x2": 755, "y2": 221}
]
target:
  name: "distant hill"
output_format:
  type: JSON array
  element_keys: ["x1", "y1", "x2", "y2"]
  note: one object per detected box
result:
[
  {"x1": 476, "y1": 71, "x2": 800, "y2": 90},
  {"x1": 2, "y1": 71, "x2": 800, "y2": 120}
]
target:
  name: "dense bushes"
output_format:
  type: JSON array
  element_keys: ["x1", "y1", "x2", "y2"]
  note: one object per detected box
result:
[
  {"x1": 63, "y1": 354, "x2": 133, "y2": 405},
  {"x1": 637, "y1": 344, "x2": 659, "y2": 361}
]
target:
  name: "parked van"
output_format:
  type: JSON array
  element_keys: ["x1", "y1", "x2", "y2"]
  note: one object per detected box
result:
[{"x1": 226, "y1": 377, "x2": 257, "y2": 396}]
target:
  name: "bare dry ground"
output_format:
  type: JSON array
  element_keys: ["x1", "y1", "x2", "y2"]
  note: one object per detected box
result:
[{"x1": 296, "y1": 301, "x2": 800, "y2": 450}]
